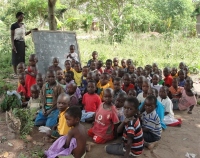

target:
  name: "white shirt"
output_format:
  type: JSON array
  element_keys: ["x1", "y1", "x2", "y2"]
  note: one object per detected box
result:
[
  {"x1": 137, "y1": 92, "x2": 146, "y2": 103},
  {"x1": 66, "y1": 52, "x2": 78, "y2": 62},
  {"x1": 151, "y1": 83, "x2": 162, "y2": 92}
]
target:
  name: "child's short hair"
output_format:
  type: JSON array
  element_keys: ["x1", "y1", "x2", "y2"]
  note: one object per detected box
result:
[
  {"x1": 125, "y1": 96, "x2": 139, "y2": 109},
  {"x1": 66, "y1": 106, "x2": 82, "y2": 119},
  {"x1": 82, "y1": 66, "x2": 89, "y2": 69},
  {"x1": 148, "y1": 88, "x2": 158, "y2": 97},
  {"x1": 117, "y1": 92, "x2": 127, "y2": 99},
  {"x1": 87, "y1": 80, "x2": 96, "y2": 86},
  {"x1": 113, "y1": 77, "x2": 122, "y2": 82},
  {"x1": 47, "y1": 70, "x2": 56, "y2": 75},
  {"x1": 65, "y1": 60, "x2": 71, "y2": 64},
  {"x1": 53, "y1": 57, "x2": 59, "y2": 62},
  {"x1": 104, "y1": 88, "x2": 114, "y2": 96},
  {"x1": 145, "y1": 95, "x2": 157, "y2": 106},
  {"x1": 178, "y1": 69, "x2": 186, "y2": 76},
  {"x1": 92, "y1": 51, "x2": 98, "y2": 55},
  {"x1": 162, "y1": 86, "x2": 169, "y2": 93},
  {"x1": 101, "y1": 73, "x2": 110, "y2": 79},
  {"x1": 106, "y1": 59, "x2": 112, "y2": 64},
  {"x1": 123, "y1": 73, "x2": 131, "y2": 79},
  {"x1": 185, "y1": 79, "x2": 193, "y2": 87},
  {"x1": 153, "y1": 74, "x2": 159, "y2": 79}
]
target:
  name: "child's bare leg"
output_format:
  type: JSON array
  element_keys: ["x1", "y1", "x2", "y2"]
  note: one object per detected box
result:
[
  {"x1": 188, "y1": 105, "x2": 194, "y2": 114},
  {"x1": 144, "y1": 141, "x2": 158, "y2": 150}
]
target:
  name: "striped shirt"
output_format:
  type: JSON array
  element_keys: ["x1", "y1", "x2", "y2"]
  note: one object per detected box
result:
[
  {"x1": 122, "y1": 118, "x2": 144, "y2": 156},
  {"x1": 45, "y1": 83, "x2": 53, "y2": 107},
  {"x1": 141, "y1": 110, "x2": 162, "y2": 137}
]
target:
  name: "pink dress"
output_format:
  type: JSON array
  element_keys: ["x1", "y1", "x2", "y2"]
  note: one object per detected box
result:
[
  {"x1": 25, "y1": 66, "x2": 36, "y2": 97},
  {"x1": 178, "y1": 89, "x2": 197, "y2": 110}
]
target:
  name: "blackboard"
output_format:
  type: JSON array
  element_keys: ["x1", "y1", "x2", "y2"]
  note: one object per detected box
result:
[{"x1": 31, "y1": 30, "x2": 80, "y2": 74}]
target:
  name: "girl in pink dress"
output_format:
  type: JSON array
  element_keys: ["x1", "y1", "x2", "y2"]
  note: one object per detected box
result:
[
  {"x1": 25, "y1": 54, "x2": 37, "y2": 98},
  {"x1": 178, "y1": 79, "x2": 197, "y2": 114}
]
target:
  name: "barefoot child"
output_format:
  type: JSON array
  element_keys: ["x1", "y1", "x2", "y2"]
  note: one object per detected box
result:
[
  {"x1": 88, "y1": 88, "x2": 119, "y2": 144},
  {"x1": 45, "y1": 106, "x2": 87, "y2": 158},
  {"x1": 105, "y1": 97, "x2": 144, "y2": 157},
  {"x1": 48, "y1": 57, "x2": 62, "y2": 72}
]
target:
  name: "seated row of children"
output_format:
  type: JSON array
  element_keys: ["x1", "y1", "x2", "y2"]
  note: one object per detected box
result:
[{"x1": 15, "y1": 49, "x2": 197, "y2": 157}]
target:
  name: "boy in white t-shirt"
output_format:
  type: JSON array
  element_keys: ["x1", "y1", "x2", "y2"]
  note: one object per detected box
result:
[{"x1": 66, "y1": 45, "x2": 78, "y2": 62}]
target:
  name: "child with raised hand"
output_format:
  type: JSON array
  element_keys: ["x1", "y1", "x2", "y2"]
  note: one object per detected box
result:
[
  {"x1": 113, "y1": 77, "x2": 126, "y2": 103},
  {"x1": 178, "y1": 79, "x2": 197, "y2": 114},
  {"x1": 63, "y1": 60, "x2": 74, "y2": 76},
  {"x1": 115, "y1": 93, "x2": 127, "y2": 122},
  {"x1": 87, "y1": 51, "x2": 98, "y2": 67},
  {"x1": 48, "y1": 57, "x2": 62, "y2": 72},
  {"x1": 56, "y1": 69, "x2": 66, "y2": 88},
  {"x1": 137, "y1": 80, "x2": 150, "y2": 103},
  {"x1": 66, "y1": 45, "x2": 78, "y2": 62},
  {"x1": 35, "y1": 70, "x2": 64, "y2": 128},
  {"x1": 151, "y1": 74, "x2": 162, "y2": 92},
  {"x1": 88, "y1": 88, "x2": 119, "y2": 144},
  {"x1": 96, "y1": 60, "x2": 104, "y2": 74},
  {"x1": 36, "y1": 73, "x2": 44, "y2": 90},
  {"x1": 141, "y1": 95, "x2": 162, "y2": 150},
  {"x1": 45, "y1": 106, "x2": 87, "y2": 158},
  {"x1": 67, "y1": 83, "x2": 79, "y2": 107},
  {"x1": 97, "y1": 73, "x2": 112, "y2": 100},
  {"x1": 25, "y1": 54, "x2": 37, "y2": 97},
  {"x1": 113, "y1": 57, "x2": 120, "y2": 70},
  {"x1": 122, "y1": 73, "x2": 134, "y2": 94},
  {"x1": 105, "y1": 97, "x2": 144, "y2": 157},
  {"x1": 163, "y1": 67, "x2": 173, "y2": 87},
  {"x1": 178, "y1": 69, "x2": 186, "y2": 87},
  {"x1": 104, "y1": 59, "x2": 113, "y2": 74},
  {"x1": 17, "y1": 73, "x2": 28, "y2": 106},
  {"x1": 72, "y1": 62, "x2": 82, "y2": 87},
  {"x1": 81, "y1": 80, "x2": 101, "y2": 123},
  {"x1": 171, "y1": 67, "x2": 178, "y2": 78}
]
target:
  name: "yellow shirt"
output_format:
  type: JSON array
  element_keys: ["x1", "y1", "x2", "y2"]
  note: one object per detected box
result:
[
  {"x1": 57, "y1": 110, "x2": 71, "y2": 135},
  {"x1": 63, "y1": 68, "x2": 74, "y2": 75},
  {"x1": 73, "y1": 70, "x2": 82, "y2": 86},
  {"x1": 97, "y1": 81, "x2": 112, "y2": 100},
  {"x1": 109, "y1": 78, "x2": 114, "y2": 89}
]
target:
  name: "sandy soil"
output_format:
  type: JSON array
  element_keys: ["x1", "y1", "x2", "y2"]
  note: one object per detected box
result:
[{"x1": 0, "y1": 76, "x2": 199, "y2": 158}]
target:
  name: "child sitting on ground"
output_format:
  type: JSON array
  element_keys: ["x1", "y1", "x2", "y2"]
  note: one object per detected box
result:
[
  {"x1": 163, "y1": 67, "x2": 173, "y2": 87},
  {"x1": 113, "y1": 57, "x2": 120, "y2": 70},
  {"x1": 44, "y1": 106, "x2": 87, "y2": 158},
  {"x1": 87, "y1": 51, "x2": 98, "y2": 67},
  {"x1": 177, "y1": 79, "x2": 197, "y2": 114},
  {"x1": 48, "y1": 57, "x2": 62, "y2": 72},
  {"x1": 178, "y1": 69, "x2": 186, "y2": 87},
  {"x1": 67, "y1": 83, "x2": 79, "y2": 107},
  {"x1": 151, "y1": 74, "x2": 162, "y2": 92},
  {"x1": 128, "y1": 89, "x2": 137, "y2": 97},
  {"x1": 35, "y1": 70, "x2": 64, "y2": 128},
  {"x1": 81, "y1": 81, "x2": 101, "y2": 122},
  {"x1": 63, "y1": 60, "x2": 74, "y2": 76},
  {"x1": 73, "y1": 62, "x2": 82, "y2": 87},
  {"x1": 105, "y1": 97, "x2": 144, "y2": 157},
  {"x1": 97, "y1": 73, "x2": 112, "y2": 100},
  {"x1": 122, "y1": 73, "x2": 134, "y2": 94},
  {"x1": 135, "y1": 76, "x2": 145, "y2": 95},
  {"x1": 115, "y1": 93, "x2": 127, "y2": 122},
  {"x1": 113, "y1": 77, "x2": 126, "y2": 103},
  {"x1": 104, "y1": 59, "x2": 113, "y2": 74},
  {"x1": 66, "y1": 45, "x2": 78, "y2": 62},
  {"x1": 88, "y1": 88, "x2": 119, "y2": 144},
  {"x1": 56, "y1": 70, "x2": 66, "y2": 88},
  {"x1": 137, "y1": 80, "x2": 150, "y2": 103},
  {"x1": 141, "y1": 95, "x2": 162, "y2": 150}
]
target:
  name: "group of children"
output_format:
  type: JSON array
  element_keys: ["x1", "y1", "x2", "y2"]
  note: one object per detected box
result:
[{"x1": 15, "y1": 45, "x2": 197, "y2": 158}]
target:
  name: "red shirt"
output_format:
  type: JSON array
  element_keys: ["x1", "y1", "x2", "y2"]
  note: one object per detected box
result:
[
  {"x1": 92, "y1": 103, "x2": 119, "y2": 140},
  {"x1": 104, "y1": 68, "x2": 113, "y2": 74},
  {"x1": 122, "y1": 83, "x2": 134, "y2": 94},
  {"x1": 98, "y1": 68, "x2": 104, "y2": 74},
  {"x1": 164, "y1": 75, "x2": 173, "y2": 87},
  {"x1": 82, "y1": 93, "x2": 101, "y2": 112},
  {"x1": 17, "y1": 84, "x2": 28, "y2": 101}
]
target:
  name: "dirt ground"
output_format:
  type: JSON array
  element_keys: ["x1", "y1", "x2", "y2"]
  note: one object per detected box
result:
[{"x1": 0, "y1": 76, "x2": 200, "y2": 158}]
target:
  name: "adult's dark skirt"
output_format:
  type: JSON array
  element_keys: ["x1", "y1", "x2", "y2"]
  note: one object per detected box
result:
[{"x1": 12, "y1": 40, "x2": 25, "y2": 66}]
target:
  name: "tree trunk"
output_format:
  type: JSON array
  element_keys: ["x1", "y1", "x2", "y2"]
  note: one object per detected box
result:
[{"x1": 48, "y1": 0, "x2": 57, "y2": 30}]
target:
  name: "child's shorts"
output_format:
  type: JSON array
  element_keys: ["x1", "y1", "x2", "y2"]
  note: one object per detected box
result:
[{"x1": 88, "y1": 128, "x2": 108, "y2": 144}]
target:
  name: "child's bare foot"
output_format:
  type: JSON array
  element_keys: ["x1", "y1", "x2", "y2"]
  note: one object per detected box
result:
[
  {"x1": 86, "y1": 142, "x2": 95, "y2": 152},
  {"x1": 144, "y1": 141, "x2": 158, "y2": 150},
  {"x1": 187, "y1": 111, "x2": 192, "y2": 114}
]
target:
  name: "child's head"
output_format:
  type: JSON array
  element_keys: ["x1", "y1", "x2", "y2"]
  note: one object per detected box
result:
[
  {"x1": 87, "y1": 72, "x2": 95, "y2": 83},
  {"x1": 111, "y1": 69, "x2": 118, "y2": 81},
  {"x1": 152, "y1": 74, "x2": 159, "y2": 85},
  {"x1": 159, "y1": 86, "x2": 168, "y2": 99},
  {"x1": 172, "y1": 78, "x2": 179, "y2": 89},
  {"x1": 130, "y1": 73, "x2": 137, "y2": 85},
  {"x1": 95, "y1": 71, "x2": 101, "y2": 83},
  {"x1": 68, "y1": 83, "x2": 77, "y2": 95},
  {"x1": 17, "y1": 62, "x2": 25, "y2": 74},
  {"x1": 123, "y1": 73, "x2": 131, "y2": 86},
  {"x1": 87, "y1": 80, "x2": 96, "y2": 94},
  {"x1": 129, "y1": 64, "x2": 135, "y2": 74},
  {"x1": 137, "y1": 76, "x2": 145, "y2": 88},
  {"x1": 163, "y1": 67, "x2": 171, "y2": 77},
  {"x1": 124, "y1": 96, "x2": 139, "y2": 118},
  {"x1": 18, "y1": 73, "x2": 26, "y2": 85},
  {"x1": 144, "y1": 95, "x2": 157, "y2": 114},
  {"x1": 103, "y1": 88, "x2": 114, "y2": 104},
  {"x1": 113, "y1": 77, "x2": 122, "y2": 92},
  {"x1": 65, "y1": 106, "x2": 82, "y2": 127},
  {"x1": 46, "y1": 70, "x2": 56, "y2": 85},
  {"x1": 97, "y1": 60, "x2": 103, "y2": 69},
  {"x1": 152, "y1": 63, "x2": 158, "y2": 71},
  {"x1": 74, "y1": 62, "x2": 81, "y2": 72},
  {"x1": 141, "y1": 70, "x2": 148, "y2": 78},
  {"x1": 184, "y1": 79, "x2": 193, "y2": 91},
  {"x1": 179, "y1": 62, "x2": 185, "y2": 70},
  {"x1": 128, "y1": 89, "x2": 137, "y2": 97},
  {"x1": 90, "y1": 61, "x2": 96, "y2": 71},
  {"x1": 56, "y1": 69, "x2": 64, "y2": 81},
  {"x1": 105, "y1": 59, "x2": 112, "y2": 69},
  {"x1": 171, "y1": 67, "x2": 177, "y2": 76},
  {"x1": 115, "y1": 93, "x2": 127, "y2": 108},
  {"x1": 29, "y1": 54, "x2": 36, "y2": 66},
  {"x1": 92, "y1": 51, "x2": 98, "y2": 60},
  {"x1": 30, "y1": 84, "x2": 40, "y2": 99},
  {"x1": 126, "y1": 59, "x2": 133, "y2": 67},
  {"x1": 142, "y1": 80, "x2": 150, "y2": 93},
  {"x1": 52, "y1": 57, "x2": 59, "y2": 67},
  {"x1": 82, "y1": 66, "x2": 89, "y2": 77},
  {"x1": 100, "y1": 73, "x2": 110, "y2": 86},
  {"x1": 113, "y1": 57, "x2": 119, "y2": 66},
  {"x1": 121, "y1": 59, "x2": 126, "y2": 68},
  {"x1": 136, "y1": 67, "x2": 143, "y2": 76},
  {"x1": 118, "y1": 68, "x2": 125, "y2": 78},
  {"x1": 36, "y1": 73, "x2": 44, "y2": 88},
  {"x1": 178, "y1": 69, "x2": 185, "y2": 81},
  {"x1": 147, "y1": 88, "x2": 158, "y2": 97},
  {"x1": 57, "y1": 93, "x2": 70, "y2": 112},
  {"x1": 69, "y1": 45, "x2": 75, "y2": 53},
  {"x1": 64, "y1": 60, "x2": 72, "y2": 71},
  {"x1": 65, "y1": 71, "x2": 74, "y2": 82}
]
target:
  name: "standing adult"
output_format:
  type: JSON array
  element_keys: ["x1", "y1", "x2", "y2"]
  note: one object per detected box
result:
[{"x1": 11, "y1": 11, "x2": 37, "y2": 77}]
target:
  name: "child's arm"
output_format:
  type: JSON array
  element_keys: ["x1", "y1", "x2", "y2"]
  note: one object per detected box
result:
[
  {"x1": 63, "y1": 129, "x2": 74, "y2": 148},
  {"x1": 114, "y1": 124, "x2": 119, "y2": 139},
  {"x1": 123, "y1": 137, "x2": 133, "y2": 158},
  {"x1": 117, "y1": 118, "x2": 129, "y2": 133}
]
